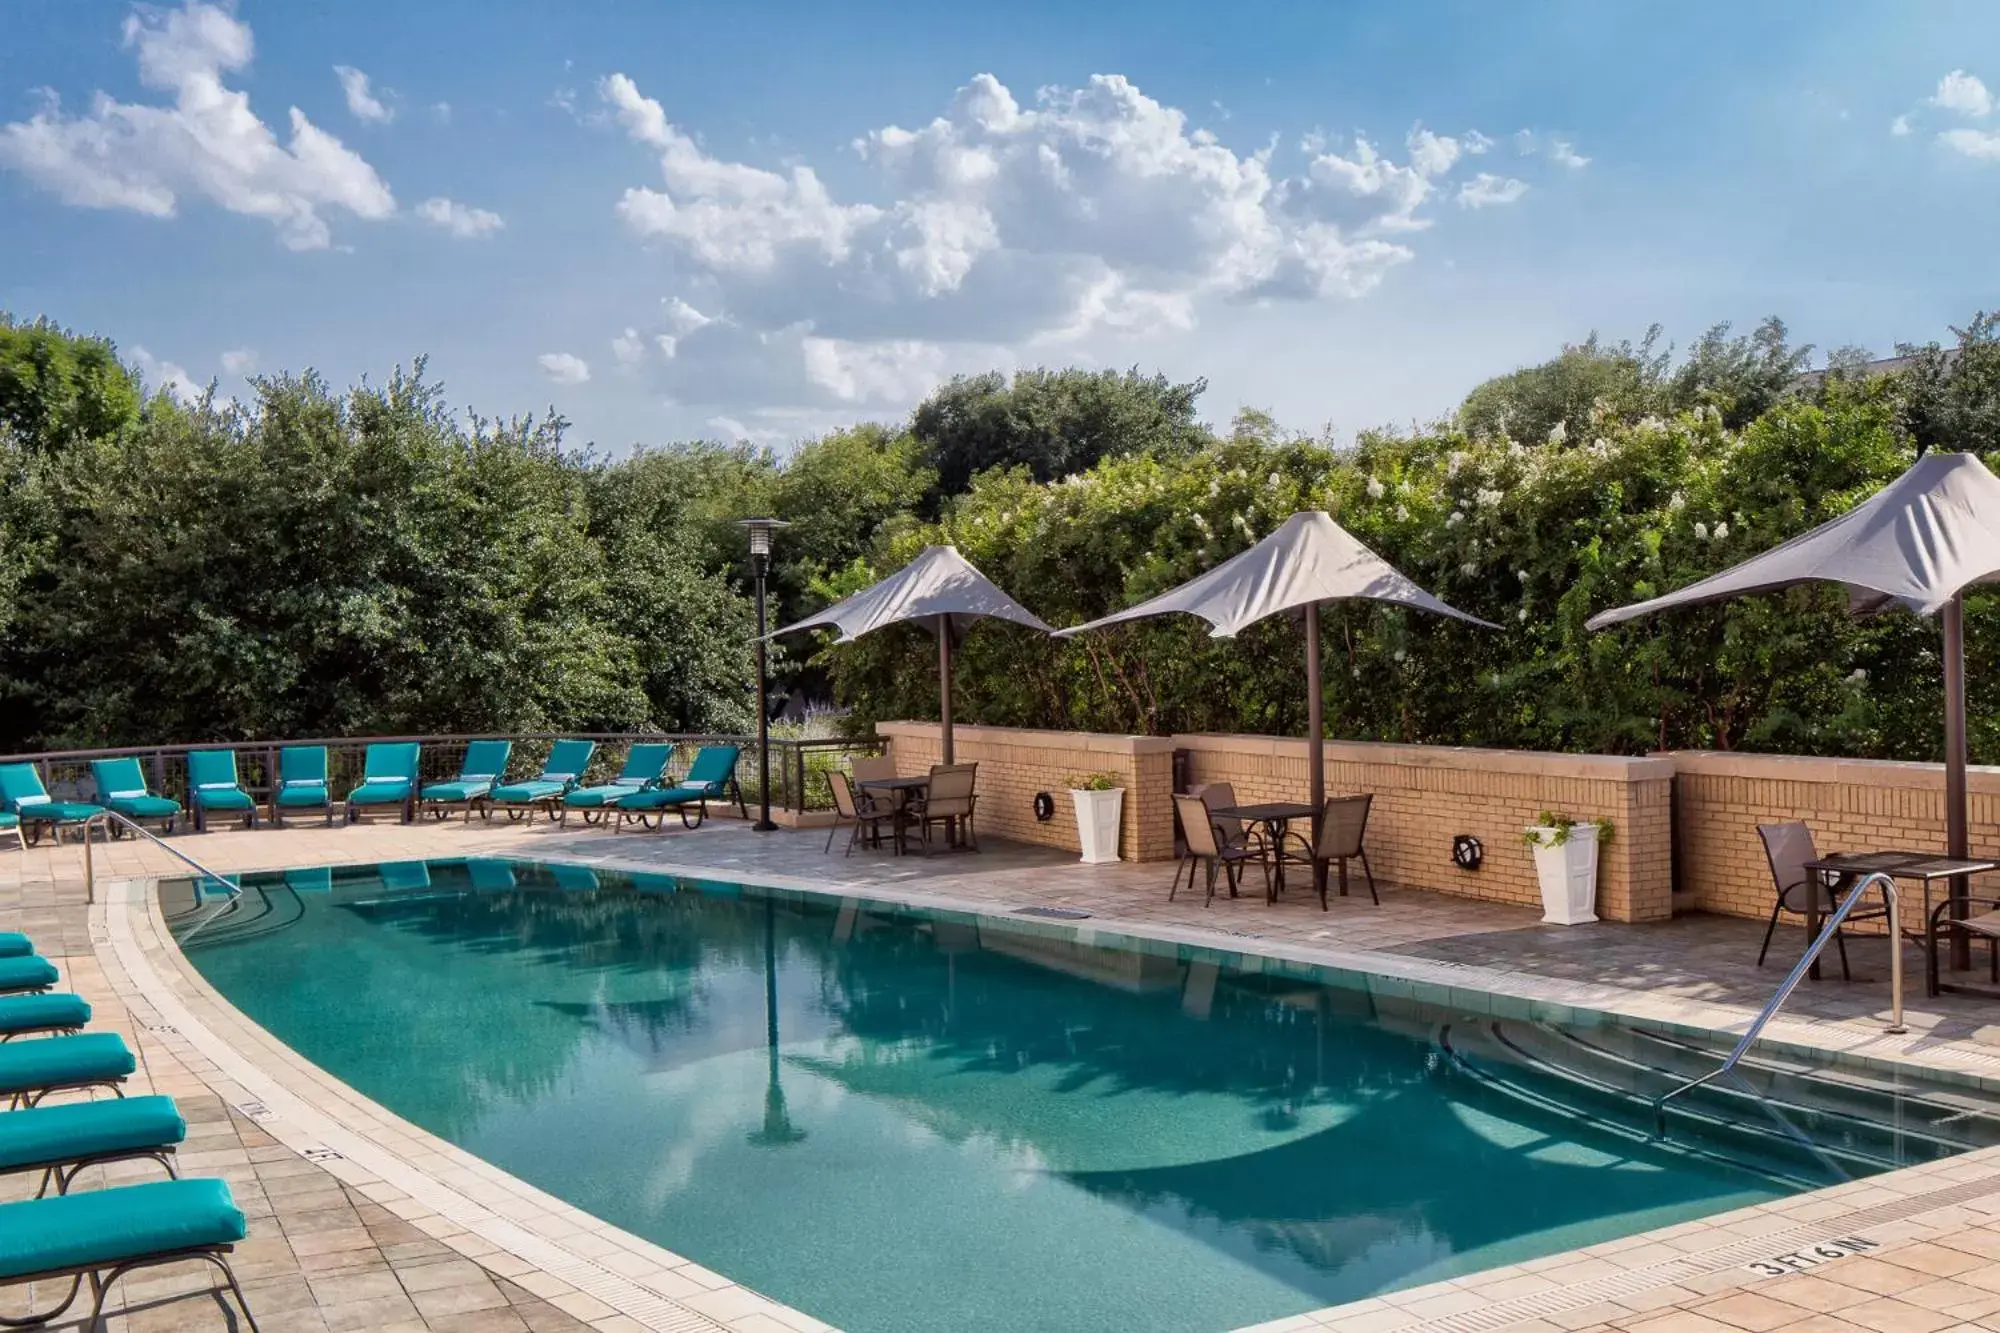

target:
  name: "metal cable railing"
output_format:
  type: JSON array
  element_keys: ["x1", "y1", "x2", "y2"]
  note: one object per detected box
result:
[{"x1": 1653, "y1": 870, "x2": 1903, "y2": 1136}]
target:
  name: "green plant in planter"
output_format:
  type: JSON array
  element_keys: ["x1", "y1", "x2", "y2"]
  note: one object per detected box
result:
[
  {"x1": 1071, "y1": 772, "x2": 1121, "y2": 791},
  {"x1": 1522, "y1": 810, "x2": 1615, "y2": 847}
]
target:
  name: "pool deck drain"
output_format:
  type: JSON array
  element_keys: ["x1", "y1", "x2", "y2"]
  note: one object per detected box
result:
[{"x1": 22, "y1": 817, "x2": 2000, "y2": 1331}]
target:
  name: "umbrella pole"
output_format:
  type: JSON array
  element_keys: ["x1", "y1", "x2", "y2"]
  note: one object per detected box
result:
[
  {"x1": 1306, "y1": 601, "x2": 1327, "y2": 900},
  {"x1": 1946, "y1": 591, "x2": 1970, "y2": 970},
  {"x1": 939, "y1": 616, "x2": 954, "y2": 766}
]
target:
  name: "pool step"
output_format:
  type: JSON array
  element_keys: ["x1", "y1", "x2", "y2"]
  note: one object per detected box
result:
[{"x1": 1438, "y1": 1019, "x2": 2000, "y2": 1184}]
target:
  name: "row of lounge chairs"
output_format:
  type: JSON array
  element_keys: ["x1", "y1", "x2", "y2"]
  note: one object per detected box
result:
[
  {"x1": 0, "y1": 932, "x2": 259, "y2": 1329},
  {"x1": 0, "y1": 741, "x2": 745, "y2": 845}
]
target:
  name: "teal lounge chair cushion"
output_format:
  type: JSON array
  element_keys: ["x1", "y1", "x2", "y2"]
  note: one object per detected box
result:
[
  {"x1": 108, "y1": 794, "x2": 181, "y2": 819},
  {"x1": 618, "y1": 783, "x2": 718, "y2": 811},
  {"x1": 0, "y1": 933, "x2": 29, "y2": 958},
  {"x1": 563, "y1": 783, "x2": 647, "y2": 808},
  {"x1": 191, "y1": 785, "x2": 255, "y2": 812},
  {"x1": 492, "y1": 779, "x2": 565, "y2": 803},
  {"x1": 275, "y1": 781, "x2": 330, "y2": 807},
  {"x1": 0, "y1": 1177, "x2": 246, "y2": 1280},
  {"x1": 0, "y1": 1033, "x2": 134, "y2": 1097},
  {"x1": 421, "y1": 779, "x2": 493, "y2": 802},
  {"x1": 0, "y1": 993, "x2": 90, "y2": 1036},
  {"x1": 347, "y1": 780, "x2": 413, "y2": 806},
  {"x1": 89, "y1": 759, "x2": 180, "y2": 821},
  {"x1": 0, "y1": 1094, "x2": 184, "y2": 1171},
  {"x1": 0, "y1": 813, "x2": 14, "y2": 830},
  {"x1": 0, "y1": 956, "x2": 58, "y2": 993},
  {"x1": 186, "y1": 752, "x2": 253, "y2": 811}
]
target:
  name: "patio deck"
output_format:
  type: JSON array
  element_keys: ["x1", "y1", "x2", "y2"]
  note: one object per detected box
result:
[{"x1": 9, "y1": 815, "x2": 2000, "y2": 1332}]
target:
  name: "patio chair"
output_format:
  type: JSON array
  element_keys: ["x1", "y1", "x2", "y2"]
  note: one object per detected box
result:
[
  {"x1": 0, "y1": 993, "x2": 91, "y2": 1042},
  {"x1": 0, "y1": 1032, "x2": 136, "y2": 1109},
  {"x1": 1926, "y1": 894, "x2": 2000, "y2": 994},
  {"x1": 0, "y1": 956, "x2": 58, "y2": 997},
  {"x1": 1756, "y1": 821, "x2": 1890, "y2": 981},
  {"x1": 420, "y1": 739, "x2": 513, "y2": 821},
  {"x1": 1171, "y1": 793, "x2": 1268, "y2": 906},
  {"x1": 343, "y1": 743, "x2": 421, "y2": 824},
  {"x1": 0, "y1": 933, "x2": 30, "y2": 958},
  {"x1": 1278, "y1": 794, "x2": 1378, "y2": 908},
  {"x1": 910, "y1": 763, "x2": 979, "y2": 852},
  {"x1": 271, "y1": 746, "x2": 334, "y2": 827},
  {"x1": 0, "y1": 1177, "x2": 256, "y2": 1331},
  {"x1": 614, "y1": 745, "x2": 745, "y2": 830},
  {"x1": 0, "y1": 764, "x2": 104, "y2": 847},
  {"x1": 486, "y1": 739, "x2": 597, "y2": 824},
  {"x1": 560, "y1": 742, "x2": 674, "y2": 825},
  {"x1": 0, "y1": 1093, "x2": 185, "y2": 1197},
  {"x1": 826, "y1": 771, "x2": 905, "y2": 856},
  {"x1": 186, "y1": 750, "x2": 257, "y2": 832},
  {"x1": 851, "y1": 755, "x2": 898, "y2": 783},
  {"x1": 88, "y1": 757, "x2": 183, "y2": 836}
]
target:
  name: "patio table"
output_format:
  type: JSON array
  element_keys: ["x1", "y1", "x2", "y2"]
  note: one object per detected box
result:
[
  {"x1": 858, "y1": 776, "x2": 930, "y2": 854},
  {"x1": 1213, "y1": 802, "x2": 1317, "y2": 903},
  {"x1": 1802, "y1": 851, "x2": 2000, "y2": 991}
]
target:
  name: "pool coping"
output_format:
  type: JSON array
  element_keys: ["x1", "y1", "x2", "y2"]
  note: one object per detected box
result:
[{"x1": 116, "y1": 847, "x2": 2000, "y2": 1333}]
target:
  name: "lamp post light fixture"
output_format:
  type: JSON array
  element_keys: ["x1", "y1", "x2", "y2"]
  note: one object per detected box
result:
[{"x1": 740, "y1": 518, "x2": 788, "y2": 833}]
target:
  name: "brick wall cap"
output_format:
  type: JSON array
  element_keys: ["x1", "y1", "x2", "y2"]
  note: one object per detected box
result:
[
  {"x1": 1171, "y1": 732, "x2": 1676, "y2": 781},
  {"x1": 1668, "y1": 749, "x2": 2000, "y2": 791}
]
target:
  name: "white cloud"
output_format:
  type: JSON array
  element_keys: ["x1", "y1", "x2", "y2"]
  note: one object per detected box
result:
[
  {"x1": 1891, "y1": 113, "x2": 1913, "y2": 137},
  {"x1": 219, "y1": 347, "x2": 258, "y2": 374},
  {"x1": 1547, "y1": 139, "x2": 1590, "y2": 169},
  {"x1": 610, "y1": 328, "x2": 646, "y2": 368},
  {"x1": 596, "y1": 71, "x2": 1575, "y2": 412},
  {"x1": 0, "y1": 2, "x2": 395, "y2": 250},
  {"x1": 1940, "y1": 127, "x2": 2000, "y2": 160},
  {"x1": 538, "y1": 352, "x2": 591, "y2": 385},
  {"x1": 1930, "y1": 70, "x2": 1993, "y2": 119},
  {"x1": 1457, "y1": 173, "x2": 1529, "y2": 209},
  {"x1": 431, "y1": 102, "x2": 452, "y2": 124},
  {"x1": 334, "y1": 65, "x2": 392, "y2": 124},
  {"x1": 416, "y1": 196, "x2": 504, "y2": 238},
  {"x1": 130, "y1": 346, "x2": 202, "y2": 401}
]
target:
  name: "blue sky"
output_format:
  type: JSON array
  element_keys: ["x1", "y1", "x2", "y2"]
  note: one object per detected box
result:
[{"x1": 4, "y1": 1, "x2": 1999, "y2": 452}]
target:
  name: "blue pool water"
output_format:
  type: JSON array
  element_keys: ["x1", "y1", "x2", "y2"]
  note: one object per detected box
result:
[{"x1": 169, "y1": 859, "x2": 1903, "y2": 1332}]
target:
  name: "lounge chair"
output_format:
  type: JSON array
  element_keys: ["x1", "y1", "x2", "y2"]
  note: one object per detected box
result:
[
  {"x1": 0, "y1": 1032, "x2": 135, "y2": 1108},
  {"x1": 271, "y1": 746, "x2": 334, "y2": 827},
  {"x1": 88, "y1": 757, "x2": 183, "y2": 836},
  {"x1": 560, "y1": 742, "x2": 674, "y2": 825},
  {"x1": 0, "y1": 932, "x2": 30, "y2": 958},
  {"x1": 1171, "y1": 793, "x2": 1268, "y2": 906},
  {"x1": 0, "y1": 993, "x2": 90, "y2": 1042},
  {"x1": 186, "y1": 749, "x2": 258, "y2": 831},
  {"x1": 0, "y1": 1093, "x2": 184, "y2": 1196},
  {"x1": 1279, "y1": 794, "x2": 1378, "y2": 908},
  {"x1": 826, "y1": 771, "x2": 905, "y2": 856},
  {"x1": 0, "y1": 763, "x2": 104, "y2": 847},
  {"x1": 420, "y1": 739, "x2": 514, "y2": 821},
  {"x1": 614, "y1": 746, "x2": 744, "y2": 831},
  {"x1": 909, "y1": 763, "x2": 979, "y2": 852},
  {"x1": 0, "y1": 956, "x2": 58, "y2": 997},
  {"x1": 343, "y1": 742, "x2": 421, "y2": 823},
  {"x1": 485, "y1": 739, "x2": 597, "y2": 824},
  {"x1": 1757, "y1": 822, "x2": 1889, "y2": 980},
  {"x1": 0, "y1": 1177, "x2": 256, "y2": 1330}
]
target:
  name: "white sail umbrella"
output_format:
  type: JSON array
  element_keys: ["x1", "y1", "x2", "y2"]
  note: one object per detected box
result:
[
  {"x1": 769, "y1": 545, "x2": 1051, "y2": 762},
  {"x1": 1588, "y1": 451, "x2": 2000, "y2": 960},
  {"x1": 1057, "y1": 511, "x2": 1497, "y2": 884}
]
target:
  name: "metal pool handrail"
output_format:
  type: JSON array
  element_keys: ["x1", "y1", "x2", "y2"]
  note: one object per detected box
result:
[
  {"x1": 80, "y1": 811, "x2": 241, "y2": 911},
  {"x1": 1653, "y1": 870, "x2": 1902, "y2": 1136}
]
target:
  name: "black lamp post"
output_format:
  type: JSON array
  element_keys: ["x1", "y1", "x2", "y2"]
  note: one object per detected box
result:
[{"x1": 739, "y1": 518, "x2": 787, "y2": 833}]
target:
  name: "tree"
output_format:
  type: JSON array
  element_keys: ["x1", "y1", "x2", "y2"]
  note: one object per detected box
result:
[
  {"x1": 912, "y1": 366, "x2": 1210, "y2": 505},
  {"x1": 0, "y1": 315, "x2": 141, "y2": 454},
  {"x1": 1457, "y1": 329, "x2": 1668, "y2": 445}
]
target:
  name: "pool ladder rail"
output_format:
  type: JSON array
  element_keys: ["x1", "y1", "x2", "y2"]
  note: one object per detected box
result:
[
  {"x1": 80, "y1": 810, "x2": 244, "y2": 942},
  {"x1": 1653, "y1": 871, "x2": 1903, "y2": 1137}
]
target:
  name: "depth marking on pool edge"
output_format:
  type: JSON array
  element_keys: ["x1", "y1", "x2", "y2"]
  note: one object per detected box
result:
[{"x1": 1337, "y1": 1174, "x2": 2000, "y2": 1333}]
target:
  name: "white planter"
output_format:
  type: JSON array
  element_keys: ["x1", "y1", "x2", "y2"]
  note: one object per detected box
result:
[
  {"x1": 1525, "y1": 823, "x2": 1600, "y2": 925},
  {"x1": 1072, "y1": 788, "x2": 1125, "y2": 864}
]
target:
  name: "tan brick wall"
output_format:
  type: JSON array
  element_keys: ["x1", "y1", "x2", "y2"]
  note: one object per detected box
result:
[
  {"x1": 876, "y1": 723, "x2": 1177, "y2": 861},
  {"x1": 1671, "y1": 751, "x2": 2000, "y2": 933},
  {"x1": 1176, "y1": 734, "x2": 1676, "y2": 923}
]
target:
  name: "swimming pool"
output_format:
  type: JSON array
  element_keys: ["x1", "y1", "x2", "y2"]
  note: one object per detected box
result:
[{"x1": 165, "y1": 858, "x2": 2000, "y2": 1333}]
